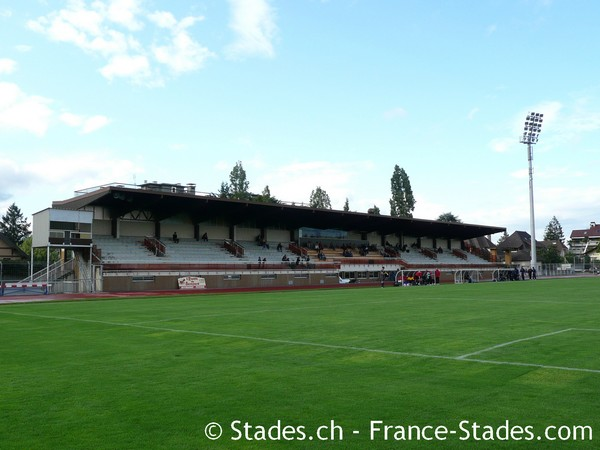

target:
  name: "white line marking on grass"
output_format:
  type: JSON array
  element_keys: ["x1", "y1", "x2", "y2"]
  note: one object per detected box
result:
[
  {"x1": 2, "y1": 311, "x2": 600, "y2": 374},
  {"x1": 129, "y1": 298, "x2": 410, "y2": 324},
  {"x1": 460, "y1": 358, "x2": 600, "y2": 374},
  {"x1": 131, "y1": 292, "x2": 583, "y2": 326},
  {"x1": 456, "y1": 329, "x2": 573, "y2": 359}
]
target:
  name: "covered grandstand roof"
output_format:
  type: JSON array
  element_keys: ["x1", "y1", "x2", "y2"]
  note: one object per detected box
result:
[{"x1": 52, "y1": 184, "x2": 505, "y2": 240}]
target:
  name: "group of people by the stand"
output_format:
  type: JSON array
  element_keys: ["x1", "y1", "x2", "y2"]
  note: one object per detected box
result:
[
  {"x1": 495, "y1": 267, "x2": 537, "y2": 281},
  {"x1": 381, "y1": 267, "x2": 442, "y2": 287},
  {"x1": 404, "y1": 268, "x2": 441, "y2": 286}
]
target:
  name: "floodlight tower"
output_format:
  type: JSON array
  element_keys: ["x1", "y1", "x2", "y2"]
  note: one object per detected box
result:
[{"x1": 520, "y1": 111, "x2": 544, "y2": 269}]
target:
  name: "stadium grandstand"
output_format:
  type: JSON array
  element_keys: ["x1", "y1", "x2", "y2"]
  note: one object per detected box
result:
[{"x1": 25, "y1": 182, "x2": 505, "y2": 294}]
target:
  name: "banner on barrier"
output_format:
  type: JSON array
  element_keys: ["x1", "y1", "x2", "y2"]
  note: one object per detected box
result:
[{"x1": 178, "y1": 276, "x2": 206, "y2": 289}]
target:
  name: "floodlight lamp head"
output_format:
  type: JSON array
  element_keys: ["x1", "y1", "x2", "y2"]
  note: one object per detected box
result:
[{"x1": 520, "y1": 111, "x2": 543, "y2": 144}]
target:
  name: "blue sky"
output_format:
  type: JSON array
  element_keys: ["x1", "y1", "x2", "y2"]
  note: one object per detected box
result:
[{"x1": 1, "y1": 0, "x2": 599, "y2": 242}]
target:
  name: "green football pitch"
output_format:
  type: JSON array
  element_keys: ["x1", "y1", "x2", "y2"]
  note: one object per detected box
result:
[{"x1": 1, "y1": 278, "x2": 599, "y2": 449}]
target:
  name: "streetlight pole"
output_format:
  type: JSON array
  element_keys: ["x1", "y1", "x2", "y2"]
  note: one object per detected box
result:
[{"x1": 520, "y1": 112, "x2": 544, "y2": 269}]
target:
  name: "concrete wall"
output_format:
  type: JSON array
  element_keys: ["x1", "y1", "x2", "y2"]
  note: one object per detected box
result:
[{"x1": 103, "y1": 271, "x2": 340, "y2": 292}]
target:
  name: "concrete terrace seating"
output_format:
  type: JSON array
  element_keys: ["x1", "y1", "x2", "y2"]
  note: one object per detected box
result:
[
  {"x1": 94, "y1": 236, "x2": 159, "y2": 263},
  {"x1": 462, "y1": 251, "x2": 493, "y2": 265},
  {"x1": 396, "y1": 249, "x2": 437, "y2": 266},
  {"x1": 236, "y1": 241, "x2": 294, "y2": 263},
  {"x1": 95, "y1": 236, "x2": 238, "y2": 264},
  {"x1": 398, "y1": 248, "x2": 493, "y2": 266},
  {"x1": 163, "y1": 238, "x2": 239, "y2": 263},
  {"x1": 435, "y1": 250, "x2": 470, "y2": 265}
]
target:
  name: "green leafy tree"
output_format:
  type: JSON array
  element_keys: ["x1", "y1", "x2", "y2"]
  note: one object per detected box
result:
[
  {"x1": 368, "y1": 205, "x2": 381, "y2": 215},
  {"x1": 218, "y1": 181, "x2": 230, "y2": 198},
  {"x1": 389, "y1": 165, "x2": 415, "y2": 218},
  {"x1": 543, "y1": 216, "x2": 565, "y2": 243},
  {"x1": 262, "y1": 185, "x2": 271, "y2": 199},
  {"x1": 255, "y1": 185, "x2": 279, "y2": 204},
  {"x1": 20, "y1": 236, "x2": 60, "y2": 263},
  {"x1": 228, "y1": 161, "x2": 250, "y2": 200},
  {"x1": 539, "y1": 245, "x2": 564, "y2": 264},
  {"x1": 496, "y1": 231, "x2": 509, "y2": 245},
  {"x1": 309, "y1": 186, "x2": 332, "y2": 209},
  {"x1": 343, "y1": 198, "x2": 349, "y2": 212},
  {"x1": 437, "y1": 212, "x2": 462, "y2": 223},
  {"x1": 1, "y1": 203, "x2": 31, "y2": 246}
]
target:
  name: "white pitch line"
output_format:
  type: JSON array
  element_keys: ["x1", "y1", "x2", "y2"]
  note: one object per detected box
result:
[
  {"x1": 2, "y1": 310, "x2": 600, "y2": 374},
  {"x1": 128, "y1": 295, "x2": 590, "y2": 325},
  {"x1": 460, "y1": 357, "x2": 600, "y2": 374},
  {"x1": 456, "y1": 328, "x2": 574, "y2": 359},
  {"x1": 129, "y1": 298, "x2": 407, "y2": 324}
]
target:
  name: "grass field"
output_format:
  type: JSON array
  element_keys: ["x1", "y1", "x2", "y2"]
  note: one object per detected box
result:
[{"x1": 1, "y1": 278, "x2": 599, "y2": 449}]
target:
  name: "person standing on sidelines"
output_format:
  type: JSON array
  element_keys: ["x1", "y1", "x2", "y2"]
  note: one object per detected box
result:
[{"x1": 435, "y1": 268, "x2": 441, "y2": 285}]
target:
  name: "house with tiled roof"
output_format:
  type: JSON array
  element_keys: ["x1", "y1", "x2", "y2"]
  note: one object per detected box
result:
[
  {"x1": 496, "y1": 230, "x2": 567, "y2": 265},
  {"x1": 0, "y1": 233, "x2": 28, "y2": 261},
  {"x1": 570, "y1": 222, "x2": 600, "y2": 262}
]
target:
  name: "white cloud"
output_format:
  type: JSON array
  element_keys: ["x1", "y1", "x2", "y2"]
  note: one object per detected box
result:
[
  {"x1": 59, "y1": 112, "x2": 111, "y2": 133},
  {"x1": 383, "y1": 107, "x2": 407, "y2": 120},
  {"x1": 467, "y1": 107, "x2": 479, "y2": 120},
  {"x1": 100, "y1": 53, "x2": 154, "y2": 84},
  {"x1": 154, "y1": 32, "x2": 214, "y2": 73},
  {"x1": 28, "y1": 1, "x2": 214, "y2": 86},
  {"x1": 226, "y1": 0, "x2": 277, "y2": 59},
  {"x1": 0, "y1": 9, "x2": 12, "y2": 18},
  {"x1": 0, "y1": 83, "x2": 109, "y2": 136},
  {"x1": 27, "y1": 150, "x2": 141, "y2": 187},
  {"x1": 147, "y1": 10, "x2": 178, "y2": 29},
  {"x1": 82, "y1": 115, "x2": 111, "y2": 133},
  {"x1": 0, "y1": 82, "x2": 53, "y2": 136},
  {"x1": 59, "y1": 112, "x2": 84, "y2": 127},
  {"x1": 490, "y1": 137, "x2": 515, "y2": 153},
  {"x1": 150, "y1": 12, "x2": 214, "y2": 73},
  {"x1": 510, "y1": 168, "x2": 528, "y2": 179},
  {"x1": 0, "y1": 151, "x2": 144, "y2": 216},
  {"x1": 0, "y1": 58, "x2": 17, "y2": 74},
  {"x1": 258, "y1": 160, "x2": 376, "y2": 209},
  {"x1": 106, "y1": 0, "x2": 144, "y2": 30}
]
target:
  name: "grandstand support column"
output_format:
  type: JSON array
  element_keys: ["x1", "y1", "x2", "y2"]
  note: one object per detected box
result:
[
  {"x1": 111, "y1": 218, "x2": 119, "y2": 238},
  {"x1": 89, "y1": 244, "x2": 94, "y2": 293},
  {"x1": 46, "y1": 244, "x2": 50, "y2": 285},
  {"x1": 30, "y1": 245, "x2": 34, "y2": 281},
  {"x1": 154, "y1": 221, "x2": 161, "y2": 240}
]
